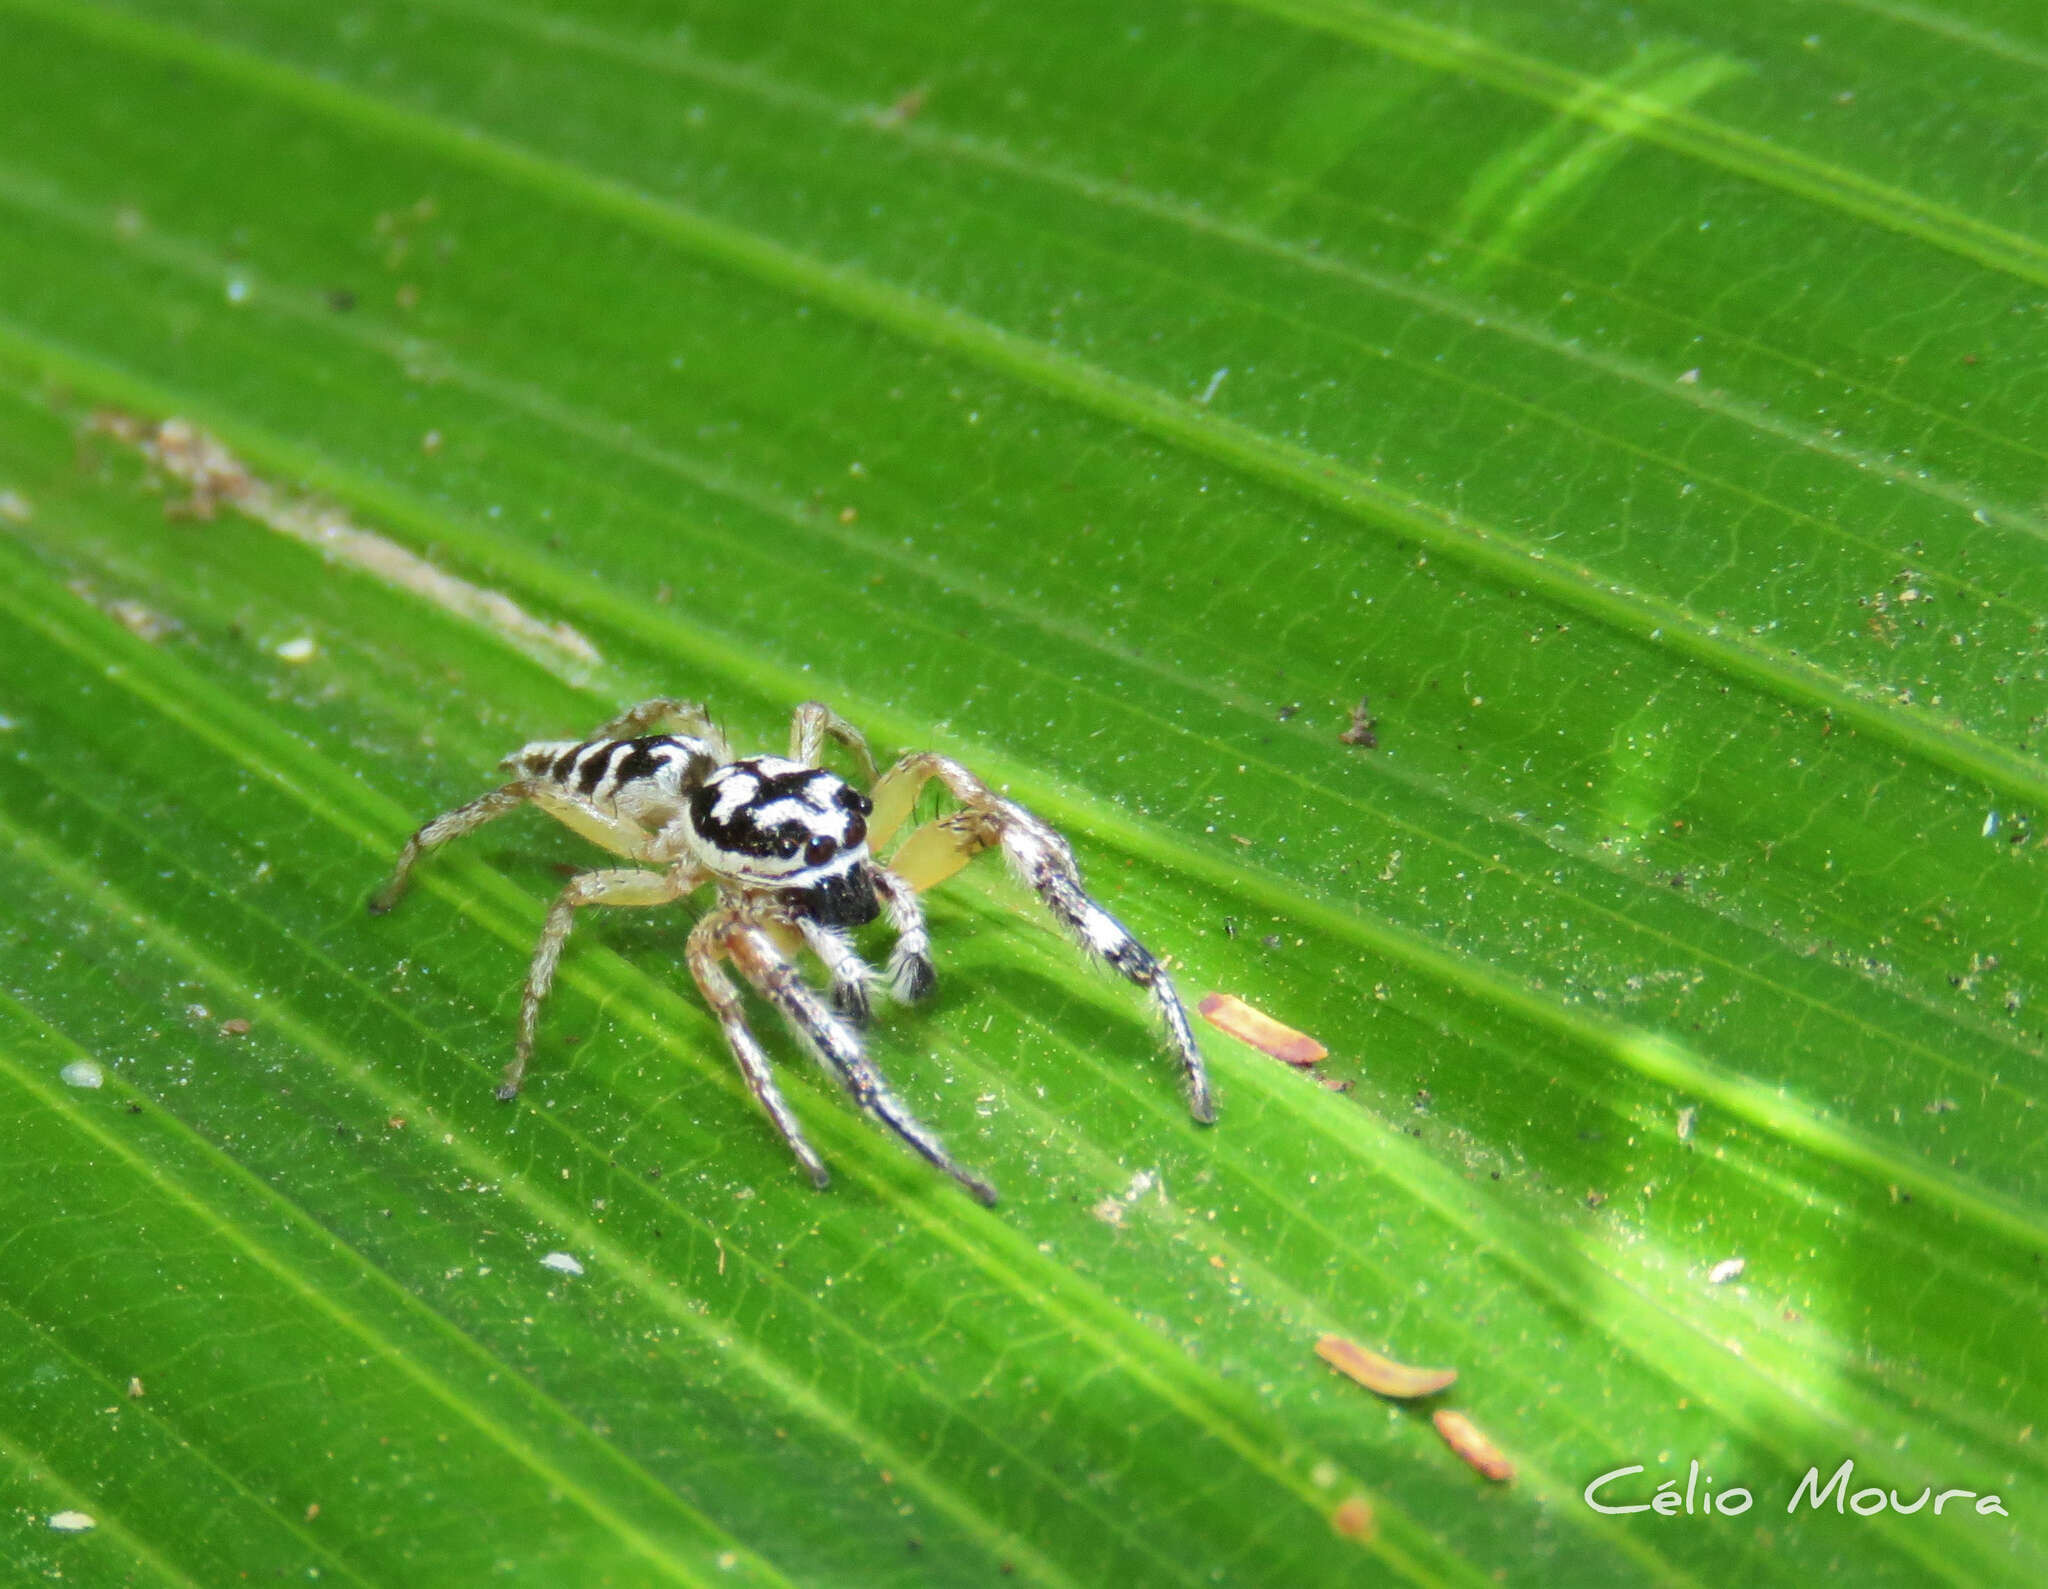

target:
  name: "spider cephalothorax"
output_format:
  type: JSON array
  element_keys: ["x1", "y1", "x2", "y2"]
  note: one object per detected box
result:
[
  {"x1": 371, "y1": 698, "x2": 1214, "y2": 1203},
  {"x1": 687, "y1": 758, "x2": 879, "y2": 926}
]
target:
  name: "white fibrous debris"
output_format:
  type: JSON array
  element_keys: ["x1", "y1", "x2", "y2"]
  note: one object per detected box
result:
[
  {"x1": 60, "y1": 1061, "x2": 104, "y2": 1090},
  {"x1": 48, "y1": 1511, "x2": 96, "y2": 1533},
  {"x1": 540, "y1": 1251, "x2": 584, "y2": 1276},
  {"x1": 275, "y1": 636, "x2": 317, "y2": 663},
  {"x1": 1708, "y1": 1258, "x2": 1746, "y2": 1285}
]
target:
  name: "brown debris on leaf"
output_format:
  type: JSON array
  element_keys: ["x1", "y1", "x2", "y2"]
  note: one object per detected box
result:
[
  {"x1": 143, "y1": 415, "x2": 255, "y2": 519},
  {"x1": 1329, "y1": 1496, "x2": 1375, "y2": 1541},
  {"x1": 868, "y1": 85, "x2": 928, "y2": 127},
  {"x1": 1338, "y1": 697, "x2": 1378, "y2": 748},
  {"x1": 1432, "y1": 1409, "x2": 1515, "y2": 1483},
  {"x1": 1315, "y1": 1334, "x2": 1457, "y2": 1399},
  {"x1": 86, "y1": 410, "x2": 601, "y2": 674},
  {"x1": 1198, "y1": 993, "x2": 1327, "y2": 1066}
]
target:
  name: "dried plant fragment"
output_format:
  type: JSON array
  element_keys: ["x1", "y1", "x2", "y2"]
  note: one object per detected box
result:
[
  {"x1": 1198, "y1": 992, "x2": 1327, "y2": 1066},
  {"x1": 89, "y1": 412, "x2": 601, "y2": 678},
  {"x1": 1316, "y1": 1334, "x2": 1457, "y2": 1399},
  {"x1": 1339, "y1": 697, "x2": 1378, "y2": 748},
  {"x1": 1433, "y1": 1409, "x2": 1514, "y2": 1482}
]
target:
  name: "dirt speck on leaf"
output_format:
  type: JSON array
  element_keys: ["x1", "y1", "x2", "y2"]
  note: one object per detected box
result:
[{"x1": 1330, "y1": 1495, "x2": 1375, "y2": 1540}]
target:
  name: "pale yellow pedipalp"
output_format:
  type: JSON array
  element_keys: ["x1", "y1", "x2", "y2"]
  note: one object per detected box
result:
[
  {"x1": 887, "y1": 818, "x2": 986, "y2": 892},
  {"x1": 867, "y1": 763, "x2": 921, "y2": 850}
]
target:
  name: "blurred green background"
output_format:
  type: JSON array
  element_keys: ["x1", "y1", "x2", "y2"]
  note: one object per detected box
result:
[{"x1": 0, "y1": 0, "x2": 2042, "y2": 1583}]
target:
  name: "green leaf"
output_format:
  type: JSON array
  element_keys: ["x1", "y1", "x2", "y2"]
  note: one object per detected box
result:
[{"x1": 1, "y1": 0, "x2": 2041, "y2": 1583}]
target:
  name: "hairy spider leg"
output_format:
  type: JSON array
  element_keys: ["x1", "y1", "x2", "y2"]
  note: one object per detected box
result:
[
  {"x1": 370, "y1": 784, "x2": 534, "y2": 915},
  {"x1": 796, "y1": 914, "x2": 879, "y2": 1025},
  {"x1": 788, "y1": 700, "x2": 877, "y2": 783},
  {"x1": 505, "y1": 865, "x2": 697, "y2": 1099},
  {"x1": 369, "y1": 777, "x2": 659, "y2": 914},
  {"x1": 868, "y1": 865, "x2": 937, "y2": 1002},
  {"x1": 725, "y1": 919, "x2": 999, "y2": 1205},
  {"x1": 869, "y1": 753, "x2": 1216, "y2": 1124},
  {"x1": 688, "y1": 914, "x2": 832, "y2": 1189}
]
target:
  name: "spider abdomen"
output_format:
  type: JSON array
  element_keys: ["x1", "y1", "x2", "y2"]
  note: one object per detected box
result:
[{"x1": 508, "y1": 734, "x2": 716, "y2": 829}]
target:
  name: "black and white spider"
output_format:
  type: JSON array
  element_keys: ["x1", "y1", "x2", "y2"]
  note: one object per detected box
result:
[{"x1": 370, "y1": 697, "x2": 1215, "y2": 1203}]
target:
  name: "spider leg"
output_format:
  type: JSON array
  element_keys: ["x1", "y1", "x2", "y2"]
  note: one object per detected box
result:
[
  {"x1": 589, "y1": 696, "x2": 732, "y2": 760},
  {"x1": 869, "y1": 864, "x2": 937, "y2": 1002},
  {"x1": 503, "y1": 866, "x2": 693, "y2": 1099},
  {"x1": 370, "y1": 781, "x2": 536, "y2": 914},
  {"x1": 870, "y1": 753, "x2": 1216, "y2": 1124},
  {"x1": 789, "y1": 701, "x2": 877, "y2": 783},
  {"x1": 726, "y1": 919, "x2": 998, "y2": 1205},
  {"x1": 795, "y1": 915, "x2": 878, "y2": 1025},
  {"x1": 689, "y1": 913, "x2": 832, "y2": 1189}
]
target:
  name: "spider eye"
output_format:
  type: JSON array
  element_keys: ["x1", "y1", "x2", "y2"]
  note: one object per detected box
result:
[
  {"x1": 844, "y1": 813, "x2": 867, "y2": 847},
  {"x1": 804, "y1": 834, "x2": 836, "y2": 867}
]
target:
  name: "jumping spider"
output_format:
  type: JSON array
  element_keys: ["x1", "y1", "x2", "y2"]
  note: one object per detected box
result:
[{"x1": 371, "y1": 697, "x2": 1215, "y2": 1203}]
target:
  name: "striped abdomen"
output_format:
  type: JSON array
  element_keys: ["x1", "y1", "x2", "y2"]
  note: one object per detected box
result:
[{"x1": 507, "y1": 734, "x2": 716, "y2": 828}]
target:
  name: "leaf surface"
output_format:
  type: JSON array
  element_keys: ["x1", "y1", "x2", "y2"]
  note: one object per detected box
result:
[{"x1": 0, "y1": 1, "x2": 2041, "y2": 1583}]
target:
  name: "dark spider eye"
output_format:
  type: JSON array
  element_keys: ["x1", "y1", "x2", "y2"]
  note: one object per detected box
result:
[
  {"x1": 804, "y1": 834, "x2": 836, "y2": 867},
  {"x1": 844, "y1": 813, "x2": 867, "y2": 847}
]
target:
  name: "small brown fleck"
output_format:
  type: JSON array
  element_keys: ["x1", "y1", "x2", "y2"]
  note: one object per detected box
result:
[
  {"x1": 871, "y1": 86, "x2": 928, "y2": 127},
  {"x1": 1315, "y1": 1334, "x2": 1457, "y2": 1399},
  {"x1": 1339, "y1": 698, "x2": 1378, "y2": 748},
  {"x1": 1330, "y1": 1495, "x2": 1375, "y2": 1540},
  {"x1": 218, "y1": 1017, "x2": 251, "y2": 1037},
  {"x1": 304, "y1": 1503, "x2": 320, "y2": 1522},
  {"x1": 1433, "y1": 1409, "x2": 1514, "y2": 1482},
  {"x1": 387, "y1": 1117, "x2": 406, "y2": 1131},
  {"x1": 1199, "y1": 993, "x2": 1327, "y2": 1066}
]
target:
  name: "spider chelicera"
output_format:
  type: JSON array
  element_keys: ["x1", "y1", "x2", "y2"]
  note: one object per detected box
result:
[{"x1": 370, "y1": 698, "x2": 1214, "y2": 1203}]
